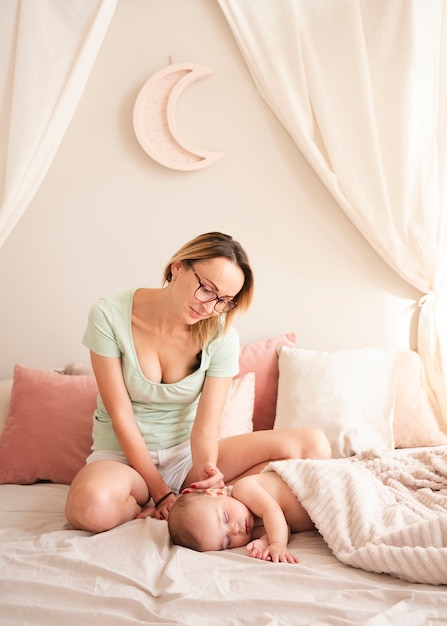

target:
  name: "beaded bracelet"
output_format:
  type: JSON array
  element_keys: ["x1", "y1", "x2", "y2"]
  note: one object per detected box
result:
[{"x1": 154, "y1": 491, "x2": 174, "y2": 508}]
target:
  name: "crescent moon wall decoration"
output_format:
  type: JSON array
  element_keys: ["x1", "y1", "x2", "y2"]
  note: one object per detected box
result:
[{"x1": 133, "y1": 62, "x2": 225, "y2": 171}]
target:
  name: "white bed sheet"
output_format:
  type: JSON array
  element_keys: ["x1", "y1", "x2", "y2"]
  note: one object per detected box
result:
[{"x1": 0, "y1": 483, "x2": 446, "y2": 626}]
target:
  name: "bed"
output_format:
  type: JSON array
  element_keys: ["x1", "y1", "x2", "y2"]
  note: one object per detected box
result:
[{"x1": 1, "y1": 334, "x2": 447, "y2": 625}]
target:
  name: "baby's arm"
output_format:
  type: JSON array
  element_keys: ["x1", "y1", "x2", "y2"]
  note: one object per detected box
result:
[{"x1": 233, "y1": 476, "x2": 298, "y2": 564}]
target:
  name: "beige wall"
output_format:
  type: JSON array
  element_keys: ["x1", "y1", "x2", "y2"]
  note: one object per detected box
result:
[{"x1": 0, "y1": 0, "x2": 421, "y2": 380}]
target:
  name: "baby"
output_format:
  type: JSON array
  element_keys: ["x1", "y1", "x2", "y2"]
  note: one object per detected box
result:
[{"x1": 168, "y1": 470, "x2": 314, "y2": 563}]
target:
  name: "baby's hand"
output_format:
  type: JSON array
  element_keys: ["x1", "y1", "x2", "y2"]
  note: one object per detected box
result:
[
  {"x1": 246, "y1": 537, "x2": 269, "y2": 559},
  {"x1": 263, "y1": 542, "x2": 299, "y2": 564}
]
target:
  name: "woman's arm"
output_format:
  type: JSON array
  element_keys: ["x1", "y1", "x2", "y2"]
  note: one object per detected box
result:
[
  {"x1": 187, "y1": 375, "x2": 233, "y2": 489},
  {"x1": 90, "y1": 351, "x2": 172, "y2": 506}
]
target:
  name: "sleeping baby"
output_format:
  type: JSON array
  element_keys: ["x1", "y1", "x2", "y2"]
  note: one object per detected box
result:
[{"x1": 167, "y1": 471, "x2": 315, "y2": 563}]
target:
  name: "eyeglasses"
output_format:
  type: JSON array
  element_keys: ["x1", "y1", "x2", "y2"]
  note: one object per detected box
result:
[{"x1": 190, "y1": 265, "x2": 237, "y2": 313}]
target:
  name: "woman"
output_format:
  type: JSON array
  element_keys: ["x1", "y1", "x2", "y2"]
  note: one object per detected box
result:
[{"x1": 65, "y1": 232, "x2": 330, "y2": 532}]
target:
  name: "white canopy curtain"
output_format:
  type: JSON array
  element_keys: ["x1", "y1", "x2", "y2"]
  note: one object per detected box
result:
[
  {"x1": 218, "y1": 0, "x2": 447, "y2": 429},
  {"x1": 0, "y1": 0, "x2": 118, "y2": 249}
]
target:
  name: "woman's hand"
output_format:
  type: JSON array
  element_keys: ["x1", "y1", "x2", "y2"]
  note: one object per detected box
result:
[
  {"x1": 186, "y1": 462, "x2": 225, "y2": 492},
  {"x1": 137, "y1": 492, "x2": 178, "y2": 520},
  {"x1": 135, "y1": 504, "x2": 157, "y2": 520},
  {"x1": 154, "y1": 492, "x2": 177, "y2": 520}
]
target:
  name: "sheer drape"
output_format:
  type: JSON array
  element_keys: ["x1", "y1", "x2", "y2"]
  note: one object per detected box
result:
[
  {"x1": 218, "y1": 0, "x2": 447, "y2": 428},
  {"x1": 0, "y1": 0, "x2": 117, "y2": 249}
]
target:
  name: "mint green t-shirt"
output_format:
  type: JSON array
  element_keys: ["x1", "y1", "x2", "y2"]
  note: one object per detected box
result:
[{"x1": 82, "y1": 290, "x2": 240, "y2": 451}]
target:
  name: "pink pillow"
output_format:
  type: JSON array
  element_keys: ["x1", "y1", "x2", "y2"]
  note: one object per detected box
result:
[
  {"x1": 218, "y1": 372, "x2": 255, "y2": 438},
  {"x1": 0, "y1": 365, "x2": 98, "y2": 485},
  {"x1": 0, "y1": 364, "x2": 256, "y2": 485},
  {"x1": 237, "y1": 333, "x2": 296, "y2": 431}
]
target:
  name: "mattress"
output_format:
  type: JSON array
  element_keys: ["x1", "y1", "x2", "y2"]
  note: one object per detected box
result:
[{"x1": 1, "y1": 480, "x2": 446, "y2": 626}]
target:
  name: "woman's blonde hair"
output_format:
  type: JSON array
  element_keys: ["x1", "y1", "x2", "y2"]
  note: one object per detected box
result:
[{"x1": 163, "y1": 232, "x2": 254, "y2": 347}]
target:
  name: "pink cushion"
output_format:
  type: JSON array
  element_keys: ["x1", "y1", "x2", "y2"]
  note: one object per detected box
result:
[
  {"x1": 0, "y1": 365, "x2": 97, "y2": 485},
  {"x1": 0, "y1": 337, "x2": 295, "y2": 484},
  {"x1": 218, "y1": 372, "x2": 255, "y2": 438},
  {"x1": 237, "y1": 333, "x2": 296, "y2": 431},
  {"x1": 0, "y1": 364, "x2": 256, "y2": 485}
]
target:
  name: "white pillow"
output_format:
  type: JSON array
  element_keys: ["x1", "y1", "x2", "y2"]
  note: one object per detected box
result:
[
  {"x1": 219, "y1": 372, "x2": 255, "y2": 439},
  {"x1": 393, "y1": 350, "x2": 447, "y2": 447},
  {"x1": 274, "y1": 347, "x2": 399, "y2": 458}
]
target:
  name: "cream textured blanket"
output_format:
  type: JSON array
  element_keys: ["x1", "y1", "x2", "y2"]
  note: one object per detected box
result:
[{"x1": 267, "y1": 447, "x2": 447, "y2": 585}]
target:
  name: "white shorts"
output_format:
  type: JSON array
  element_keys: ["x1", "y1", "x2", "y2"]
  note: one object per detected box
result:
[{"x1": 86, "y1": 439, "x2": 193, "y2": 495}]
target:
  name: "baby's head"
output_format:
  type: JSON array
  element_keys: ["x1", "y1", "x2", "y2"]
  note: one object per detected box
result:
[{"x1": 168, "y1": 488, "x2": 254, "y2": 552}]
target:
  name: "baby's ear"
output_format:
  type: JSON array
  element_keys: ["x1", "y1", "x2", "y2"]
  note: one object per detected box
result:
[{"x1": 205, "y1": 488, "x2": 226, "y2": 497}]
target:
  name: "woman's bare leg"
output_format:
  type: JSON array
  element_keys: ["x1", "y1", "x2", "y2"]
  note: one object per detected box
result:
[
  {"x1": 218, "y1": 427, "x2": 331, "y2": 484},
  {"x1": 65, "y1": 460, "x2": 149, "y2": 533}
]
